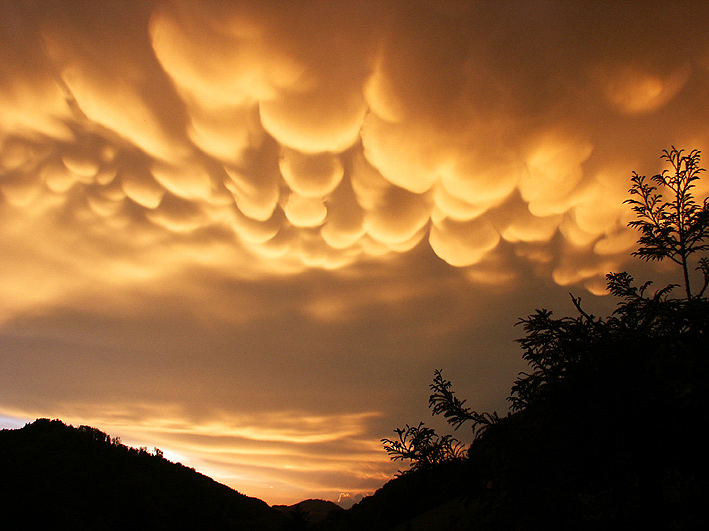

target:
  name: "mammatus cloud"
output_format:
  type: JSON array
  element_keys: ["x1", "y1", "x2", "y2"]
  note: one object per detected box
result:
[
  {"x1": 3, "y1": 0, "x2": 709, "y2": 316},
  {"x1": 3, "y1": 0, "x2": 709, "y2": 504}
]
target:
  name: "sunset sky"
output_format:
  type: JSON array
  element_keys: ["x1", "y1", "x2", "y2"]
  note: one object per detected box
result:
[{"x1": 2, "y1": 0, "x2": 709, "y2": 506}]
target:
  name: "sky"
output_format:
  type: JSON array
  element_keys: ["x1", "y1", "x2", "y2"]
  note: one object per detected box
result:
[{"x1": 2, "y1": 0, "x2": 709, "y2": 506}]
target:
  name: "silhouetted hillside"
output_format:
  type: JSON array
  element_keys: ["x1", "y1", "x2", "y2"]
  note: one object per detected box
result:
[
  {"x1": 317, "y1": 297, "x2": 709, "y2": 530},
  {"x1": 0, "y1": 419, "x2": 289, "y2": 530},
  {"x1": 275, "y1": 499, "x2": 344, "y2": 528},
  {"x1": 317, "y1": 147, "x2": 709, "y2": 531}
]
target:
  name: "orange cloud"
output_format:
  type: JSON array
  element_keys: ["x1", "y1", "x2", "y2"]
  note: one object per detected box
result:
[
  {"x1": 0, "y1": 402, "x2": 393, "y2": 505},
  {"x1": 3, "y1": 0, "x2": 709, "y2": 506},
  {"x1": 3, "y1": 0, "x2": 708, "y2": 307}
]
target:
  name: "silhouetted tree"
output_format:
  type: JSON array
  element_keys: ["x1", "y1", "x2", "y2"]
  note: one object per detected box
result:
[
  {"x1": 429, "y1": 369, "x2": 499, "y2": 437},
  {"x1": 511, "y1": 147, "x2": 708, "y2": 412},
  {"x1": 381, "y1": 422, "x2": 465, "y2": 473},
  {"x1": 374, "y1": 147, "x2": 709, "y2": 530},
  {"x1": 625, "y1": 146, "x2": 709, "y2": 300}
]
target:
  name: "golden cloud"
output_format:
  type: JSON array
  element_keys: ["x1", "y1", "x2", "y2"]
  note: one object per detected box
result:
[
  {"x1": 3, "y1": 2, "x2": 709, "y2": 504},
  {"x1": 0, "y1": 401, "x2": 393, "y2": 504},
  {"x1": 3, "y1": 1, "x2": 709, "y2": 320},
  {"x1": 1, "y1": 1, "x2": 709, "y2": 334}
]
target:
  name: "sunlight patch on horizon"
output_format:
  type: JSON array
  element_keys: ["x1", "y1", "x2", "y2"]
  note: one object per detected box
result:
[{"x1": 0, "y1": 403, "x2": 394, "y2": 505}]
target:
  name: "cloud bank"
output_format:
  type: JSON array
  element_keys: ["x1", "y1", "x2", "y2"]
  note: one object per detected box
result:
[{"x1": 3, "y1": 1, "x2": 709, "y2": 313}]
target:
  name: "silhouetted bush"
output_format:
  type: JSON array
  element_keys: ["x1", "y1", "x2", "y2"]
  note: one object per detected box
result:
[{"x1": 361, "y1": 148, "x2": 709, "y2": 530}]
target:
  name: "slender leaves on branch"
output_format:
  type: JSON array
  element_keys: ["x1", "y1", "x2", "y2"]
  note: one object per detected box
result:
[
  {"x1": 626, "y1": 147, "x2": 709, "y2": 299},
  {"x1": 429, "y1": 369, "x2": 499, "y2": 438},
  {"x1": 381, "y1": 422, "x2": 465, "y2": 474}
]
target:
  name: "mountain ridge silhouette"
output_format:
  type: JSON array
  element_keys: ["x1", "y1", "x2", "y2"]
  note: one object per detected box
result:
[{"x1": 0, "y1": 418, "x2": 292, "y2": 530}]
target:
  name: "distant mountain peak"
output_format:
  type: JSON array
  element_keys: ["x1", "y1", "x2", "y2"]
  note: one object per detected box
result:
[{"x1": 336, "y1": 492, "x2": 364, "y2": 509}]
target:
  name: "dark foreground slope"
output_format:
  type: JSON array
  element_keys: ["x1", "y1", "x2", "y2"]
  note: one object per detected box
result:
[
  {"x1": 318, "y1": 296, "x2": 709, "y2": 531},
  {"x1": 0, "y1": 419, "x2": 289, "y2": 530}
]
